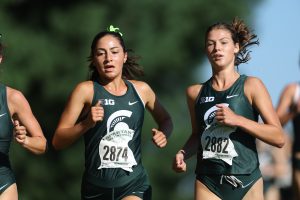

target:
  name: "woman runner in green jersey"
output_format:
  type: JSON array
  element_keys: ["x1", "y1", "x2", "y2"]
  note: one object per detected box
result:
[
  {"x1": 52, "y1": 26, "x2": 173, "y2": 200},
  {"x1": 172, "y1": 18, "x2": 285, "y2": 200},
  {"x1": 0, "y1": 34, "x2": 47, "y2": 200}
]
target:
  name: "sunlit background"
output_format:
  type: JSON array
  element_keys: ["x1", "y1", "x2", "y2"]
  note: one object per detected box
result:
[{"x1": 0, "y1": 0, "x2": 299, "y2": 199}]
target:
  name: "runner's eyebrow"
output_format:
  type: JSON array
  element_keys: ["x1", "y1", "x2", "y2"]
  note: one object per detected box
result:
[{"x1": 96, "y1": 47, "x2": 120, "y2": 51}]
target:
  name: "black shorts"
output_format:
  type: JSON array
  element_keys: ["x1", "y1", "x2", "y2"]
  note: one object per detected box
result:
[
  {"x1": 196, "y1": 167, "x2": 262, "y2": 200},
  {"x1": 81, "y1": 171, "x2": 151, "y2": 200},
  {"x1": 0, "y1": 166, "x2": 16, "y2": 194}
]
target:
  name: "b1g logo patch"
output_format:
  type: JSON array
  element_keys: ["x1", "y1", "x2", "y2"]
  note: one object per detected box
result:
[
  {"x1": 99, "y1": 99, "x2": 115, "y2": 105},
  {"x1": 200, "y1": 96, "x2": 215, "y2": 104}
]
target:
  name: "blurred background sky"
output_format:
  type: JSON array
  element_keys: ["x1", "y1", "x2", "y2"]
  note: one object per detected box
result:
[{"x1": 199, "y1": 0, "x2": 300, "y2": 107}]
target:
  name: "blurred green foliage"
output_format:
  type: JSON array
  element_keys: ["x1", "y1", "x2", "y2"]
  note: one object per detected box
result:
[{"x1": 0, "y1": 0, "x2": 261, "y2": 199}]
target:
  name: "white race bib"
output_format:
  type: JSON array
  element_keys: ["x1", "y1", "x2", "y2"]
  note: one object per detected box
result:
[
  {"x1": 98, "y1": 129, "x2": 137, "y2": 172},
  {"x1": 201, "y1": 125, "x2": 238, "y2": 165},
  {"x1": 201, "y1": 103, "x2": 238, "y2": 165}
]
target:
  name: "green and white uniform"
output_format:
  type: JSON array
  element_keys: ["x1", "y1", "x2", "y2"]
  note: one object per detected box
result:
[
  {"x1": 0, "y1": 83, "x2": 15, "y2": 194},
  {"x1": 194, "y1": 75, "x2": 261, "y2": 199},
  {"x1": 81, "y1": 80, "x2": 151, "y2": 200}
]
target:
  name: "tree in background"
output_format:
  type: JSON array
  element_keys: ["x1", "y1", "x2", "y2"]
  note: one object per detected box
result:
[{"x1": 0, "y1": 0, "x2": 261, "y2": 199}]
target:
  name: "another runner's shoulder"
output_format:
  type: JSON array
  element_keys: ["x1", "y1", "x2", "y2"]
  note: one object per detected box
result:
[
  {"x1": 284, "y1": 82, "x2": 299, "y2": 94},
  {"x1": 284, "y1": 82, "x2": 300, "y2": 103}
]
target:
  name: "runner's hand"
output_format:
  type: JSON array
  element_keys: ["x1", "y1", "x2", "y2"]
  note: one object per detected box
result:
[
  {"x1": 13, "y1": 120, "x2": 28, "y2": 145},
  {"x1": 85, "y1": 100, "x2": 104, "y2": 128},
  {"x1": 152, "y1": 128, "x2": 167, "y2": 148},
  {"x1": 173, "y1": 151, "x2": 186, "y2": 172}
]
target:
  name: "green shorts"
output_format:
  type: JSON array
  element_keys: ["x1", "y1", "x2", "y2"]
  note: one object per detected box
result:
[
  {"x1": 81, "y1": 171, "x2": 151, "y2": 200},
  {"x1": 196, "y1": 167, "x2": 262, "y2": 200},
  {"x1": 0, "y1": 166, "x2": 16, "y2": 194}
]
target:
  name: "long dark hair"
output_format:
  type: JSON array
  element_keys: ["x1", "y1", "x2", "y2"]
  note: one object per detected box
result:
[
  {"x1": 205, "y1": 17, "x2": 259, "y2": 66},
  {"x1": 87, "y1": 31, "x2": 144, "y2": 81}
]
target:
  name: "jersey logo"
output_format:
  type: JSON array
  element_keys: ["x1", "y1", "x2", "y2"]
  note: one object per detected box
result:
[
  {"x1": 99, "y1": 99, "x2": 115, "y2": 105},
  {"x1": 0, "y1": 113, "x2": 7, "y2": 118},
  {"x1": 128, "y1": 101, "x2": 138, "y2": 106},
  {"x1": 226, "y1": 94, "x2": 238, "y2": 99},
  {"x1": 98, "y1": 110, "x2": 137, "y2": 172},
  {"x1": 241, "y1": 180, "x2": 254, "y2": 188},
  {"x1": 200, "y1": 96, "x2": 215, "y2": 104}
]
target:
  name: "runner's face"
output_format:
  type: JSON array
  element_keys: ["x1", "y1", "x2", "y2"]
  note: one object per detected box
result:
[
  {"x1": 205, "y1": 29, "x2": 239, "y2": 69},
  {"x1": 93, "y1": 35, "x2": 127, "y2": 80}
]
